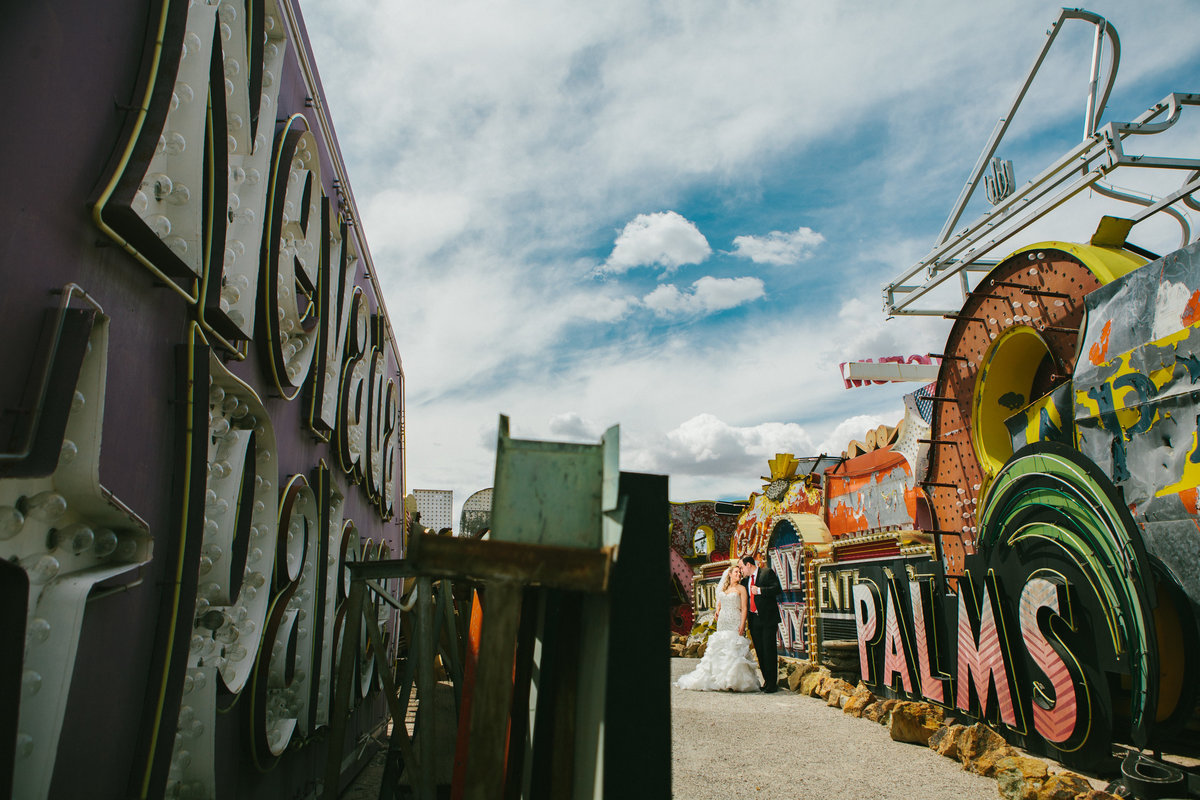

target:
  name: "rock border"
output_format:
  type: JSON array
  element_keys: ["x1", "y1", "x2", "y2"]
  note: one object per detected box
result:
[{"x1": 775, "y1": 658, "x2": 1117, "y2": 800}]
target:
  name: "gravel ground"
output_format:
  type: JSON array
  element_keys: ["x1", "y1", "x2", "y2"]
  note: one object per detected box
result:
[
  {"x1": 343, "y1": 661, "x2": 1005, "y2": 798},
  {"x1": 669, "y1": 658, "x2": 999, "y2": 800}
]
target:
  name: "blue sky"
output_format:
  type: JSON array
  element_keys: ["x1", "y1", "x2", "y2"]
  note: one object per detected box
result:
[{"x1": 301, "y1": 0, "x2": 1200, "y2": 525}]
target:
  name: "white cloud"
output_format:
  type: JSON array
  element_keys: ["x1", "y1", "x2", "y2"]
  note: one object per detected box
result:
[
  {"x1": 603, "y1": 211, "x2": 711, "y2": 274},
  {"x1": 815, "y1": 414, "x2": 896, "y2": 455},
  {"x1": 547, "y1": 411, "x2": 603, "y2": 441},
  {"x1": 731, "y1": 226, "x2": 825, "y2": 265},
  {"x1": 624, "y1": 413, "x2": 816, "y2": 478},
  {"x1": 360, "y1": 189, "x2": 470, "y2": 262},
  {"x1": 562, "y1": 292, "x2": 638, "y2": 323},
  {"x1": 643, "y1": 276, "x2": 764, "y2": 317},
  {"x1": 299, "y1": 0, "x2": 1200, "y2": 524}
]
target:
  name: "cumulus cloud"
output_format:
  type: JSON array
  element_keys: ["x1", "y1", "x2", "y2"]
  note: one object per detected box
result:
[
  {"x1": 300, "y1": 0, "x2": 1200, "y2": 521},
  {"x1": 360, "y1": 189, "x2": 471, "y2": 262},
  {"x1": 815, "y1": 414, "x2": 896, "y2": 455},
  {"x1": 562, "y1": 292, "x2": 637, "y2": 323},
  {"x1": 625, "y1": 413, "x2": 817, "y2": 477},
  {"x1": 643, "y1": 276, "x2": 764, "y2": 317},
  {"x1": 547, "y1": 411, "x2": 603, "y2": 440},
  {"x1": 603, "y1": 211, "x2": 711, "y2": 274},
  {"x1": 731, "y1": 226, "x2": 825, "y2": 265}
]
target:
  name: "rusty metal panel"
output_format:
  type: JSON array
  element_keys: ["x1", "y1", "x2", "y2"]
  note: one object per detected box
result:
[{"x1": 928, "y1": 247, "x2": 1099, "y2": 575}]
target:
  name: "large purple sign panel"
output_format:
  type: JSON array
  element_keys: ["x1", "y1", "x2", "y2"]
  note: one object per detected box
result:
[{"x1": 0, "y1": 2, "x2": 404, "y2": 798}]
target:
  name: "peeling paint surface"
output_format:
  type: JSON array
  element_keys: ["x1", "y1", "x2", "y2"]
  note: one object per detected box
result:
[
  {"x1": 1075, "y1": 242, "x2": 1200, "y2": 522},
  {"x1": 826, "y1": 451, "x2": 920, "y2": 537}
]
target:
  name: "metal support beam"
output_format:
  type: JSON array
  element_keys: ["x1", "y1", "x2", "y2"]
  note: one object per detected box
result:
[
  {"x1": 414, "y1": 577, "x2": 435, "y2": 800},
  {"x1": 885, "y1": 8, "x2": 1199, "y2": 317},
  {"x1": 463, "y1": 581, "x2": 523, "y2": 800}
]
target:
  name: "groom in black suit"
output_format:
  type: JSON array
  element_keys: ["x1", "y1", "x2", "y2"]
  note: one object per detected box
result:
[{"x1": 740, "y1": 554, "x2": 782, "y2": 692}]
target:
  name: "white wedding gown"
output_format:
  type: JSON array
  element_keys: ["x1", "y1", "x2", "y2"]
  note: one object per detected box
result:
[{"x1": 676, "y1": 590, "x2": 761, "y2": 692}]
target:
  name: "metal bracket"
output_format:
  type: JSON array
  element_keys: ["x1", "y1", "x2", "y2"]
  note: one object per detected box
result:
[{"x1": 884, "y1": 8, "x2": 1200, "y2": 316}]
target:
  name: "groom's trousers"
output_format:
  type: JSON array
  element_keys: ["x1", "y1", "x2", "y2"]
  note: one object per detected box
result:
[{"x1": 748, "y1": 614, "x2": 778, "y2": 691}]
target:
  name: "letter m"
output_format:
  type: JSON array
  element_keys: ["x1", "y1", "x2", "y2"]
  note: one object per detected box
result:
[{"x1": 955, "y1": 572, "x2": 1021, "y2": 728}]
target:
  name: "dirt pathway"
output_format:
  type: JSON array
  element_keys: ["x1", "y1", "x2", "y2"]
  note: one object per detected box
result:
[
  {"x1": 342, "y1": 661, "x2": 1007, "y2": 798},
  {"x1": 669, "y1": 658, "x2": 998, "y2": 800}
]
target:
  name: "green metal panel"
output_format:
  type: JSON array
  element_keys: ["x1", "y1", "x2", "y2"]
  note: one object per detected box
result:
[{"x1": 490, "y1": 415, "x2": 622, "y2": 550}]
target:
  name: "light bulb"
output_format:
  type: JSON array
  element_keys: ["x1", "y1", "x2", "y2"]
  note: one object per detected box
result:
[
  {"x1": 149, "y1": 215, "x2": 172, "y2": 237},
  {"x1": 150, "y1": 173, "x2": 174, "y2": 199},
  {"x1": 55, "y1": 523, "x2": 95, "y2": 555},
  {"x1": 28, "y1": 555, "x2": 61, "y2": 584},
  {"x1": 167, "y1": 185, "x2": 191, "y2": 206},
  {"x1": 26, "y1": 618, "x2": 51, "y2": 645},
  {"x1": 15, "y1": 733, "x2": 33, "y2": 759},
  {"x1": 163, "y1": 132, "x2": 186, "y2": 155},
  {"x1": 27, "y1": 491, "x2": 68, "y2": 522},
  {"x1": 0, "y1": 506, "x2": 23, "y2": 540}
]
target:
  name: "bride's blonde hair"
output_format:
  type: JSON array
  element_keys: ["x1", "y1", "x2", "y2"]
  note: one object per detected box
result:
[{"x1": 717, "y1": 559, "x2": 741, "y2": 593}]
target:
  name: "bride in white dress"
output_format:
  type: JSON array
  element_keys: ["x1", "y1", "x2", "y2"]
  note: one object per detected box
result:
[{"x1": 676, "y1": 563, "x2": 761, "y2": 692}]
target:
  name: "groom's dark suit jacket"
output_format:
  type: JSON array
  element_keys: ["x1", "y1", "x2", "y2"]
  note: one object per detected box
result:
[{"x1": 741, "y1": 566, "x2": 782, "y2": 625}]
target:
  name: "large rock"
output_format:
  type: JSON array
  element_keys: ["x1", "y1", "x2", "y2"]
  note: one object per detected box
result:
[
  {"x1": 969, "y1": 743, "x2": 1021, "y2": 777},
  {"x1": 779, "y1": 657, "x2": 807, "y2": 678},
  {"x1": 823, "y1": 678, "x2": 856, "y2": 706},
  {"x1": 956, "y1": 722, "x2": 1009, "y2": 772},
  {"x1": 888, "y1": 702, "x2": 946, "y2": 745},
  {"x1": 669, "y1": 634, "x2": 688, "y2": 657},
  {"x1": 863, "y1": 698, "x2": 900, "y2": 724},
  {"x1": 787, "y1": 661, "x2": 819, "y2": 692},
  {"x1": 1035, "y1": 773, "x2": 1093, "y2": 800},
  {"x1": 994, "y1": 755, "x2": 1050, "y2": 800},
  {"x1": 928, "y1": 724, "x2": 963, "y2": 759},
  {"x1": 930, "y1": 720, "x2": 1018, "y2": 776},
  {"x1": 842, "y1": 684, "x2": 876, "y2": 717},
  {"x1": 798, "y1": 667, "x2": 831, "y2": 697}
]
